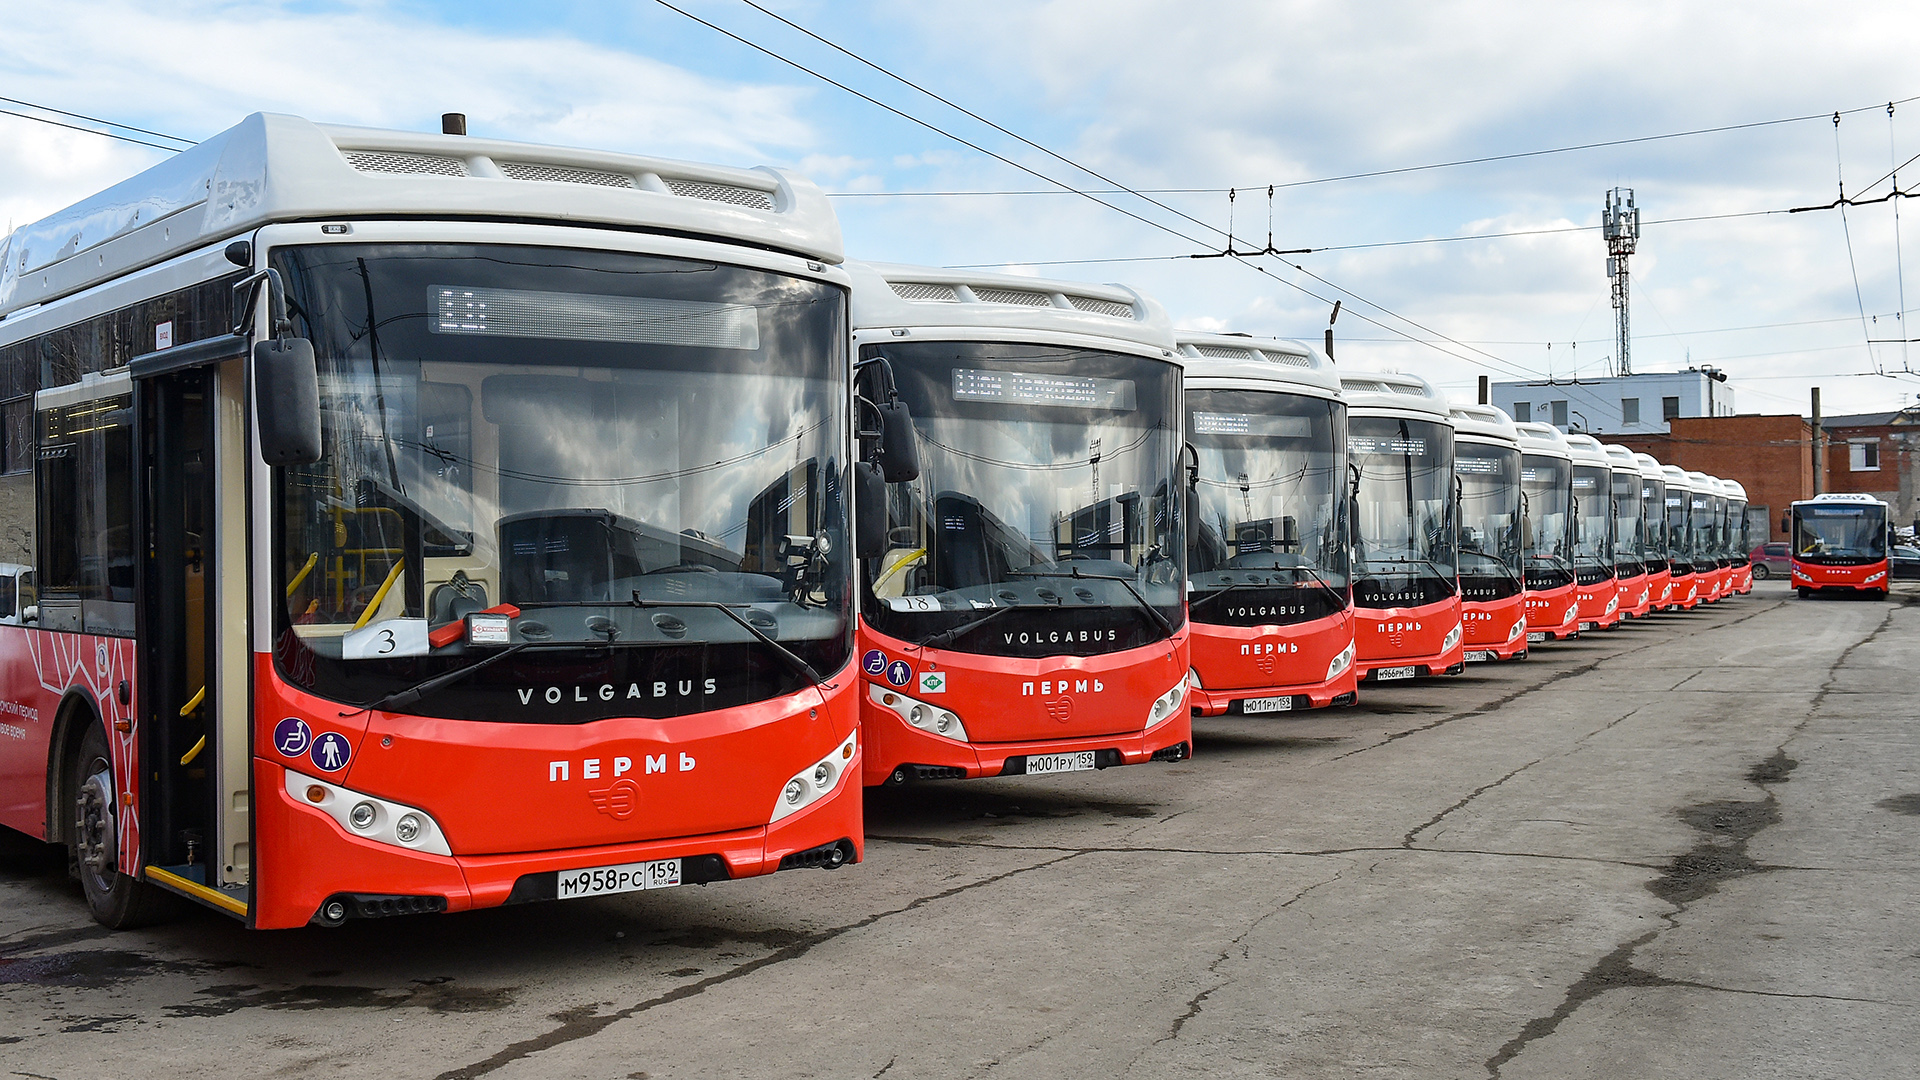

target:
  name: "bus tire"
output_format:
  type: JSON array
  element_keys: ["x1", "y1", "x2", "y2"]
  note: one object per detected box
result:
[
  {"x1": 1797, "y1": 588, "x2": 1811, "y2": 599},
  {"x1": 70, "y1": 722, "x2": 177, "y2": 929}
]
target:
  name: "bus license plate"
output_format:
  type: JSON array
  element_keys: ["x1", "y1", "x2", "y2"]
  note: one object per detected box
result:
[
  {"x1": 1024, "y1": 751, "x2": 1095, "y2": 775},
  {"x1": 1242, "y1": 696, "x2": 1293, "y2": 714},
  {"x1": 1374, "y1": 666, "x2": 1417, "y2": 681},
  {"x1": 556, "y1": 858, "x2": 682, "y2": 899},
  {"x1": 1527, "y1": 632, "x2": 1547, "y2": 643},
  {"x1": 1465, "y1": 650, "x2": 1495, "y2": 663}
]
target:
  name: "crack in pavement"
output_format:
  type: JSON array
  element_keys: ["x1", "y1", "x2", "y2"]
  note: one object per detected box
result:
[
  {"x1": 869, "y1": 834, "x2": 1665, "y2": 871},
  {"x1": 1484, "y1": 597, "x2": 1872, "y2": 1078},
  {"x1": 1403, "y1": 759, "x2": 1542, "y2": 848},
  {"x1": 432, "y1": 852, "x2": 1083, "y2": 1080}
]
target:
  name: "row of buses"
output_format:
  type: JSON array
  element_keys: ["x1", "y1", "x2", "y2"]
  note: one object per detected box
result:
[{"x1": 0, "y1": 115, "x2": 1762, "y2": 931}]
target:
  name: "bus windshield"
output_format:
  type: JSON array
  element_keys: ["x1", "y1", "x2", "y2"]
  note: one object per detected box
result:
[
  {"x1": 1793, "y1": 503, "x2": 1888, "y2": 563},
  {"x1": 1572, "y1": 465, "x2": 1614, "y2": 585},
  {"x1": 1520, "y1": 455, "x2": 1573, "y2": 591},
  {"x1": 1183, "y1": 388, "x2": 1348, "y2": 627},
  {"x1": 1730, "y1": 499, "x2": 1749, "y2": 562},
  {"x1": 1456, "y1": 443, "x2": 1522, "y2": 601},
  {"x1": 1666, "y1": 491, "x2": 1692, "y2": 572},
  {"x1": 1611, "y1": 470, "x2": 1645, "y2": 576},
  {"x1": 858, "y1": 340, "x2": 1184, "y2": 657},
  {"x1": 1641, "y1": 476, "x2": 1668, "y2": 569},
  {"x1": 1350, "y1": 416, "x2": 1456, "y2": 608},
  {"x1": 1690, "y1": 492, "x2": 1718, "y2": 568},
  {"x1": 270, "y1": 243, "x2": 850, "y2": 722}
]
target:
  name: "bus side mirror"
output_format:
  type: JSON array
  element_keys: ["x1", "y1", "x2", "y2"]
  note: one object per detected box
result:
[
  {"x1": 854, "y1": 462, "x2": 888, "y2": 559},
  {"x1": 255, "y1": 336, "x2": 322, "y2": 466},
  {"x1": 873, "y1": 399, "x2": 920, "y2": 483}
]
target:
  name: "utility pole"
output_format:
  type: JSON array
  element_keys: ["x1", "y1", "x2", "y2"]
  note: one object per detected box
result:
[
  {"x1": 1811, "y1": 387, "x2": 1824, "y2": 496},
  {"x1": 1603, "y1": 188, "x2": 1641, "y2": 377}
]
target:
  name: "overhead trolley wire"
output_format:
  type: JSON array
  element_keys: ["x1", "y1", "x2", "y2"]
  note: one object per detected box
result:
[
  {"x1": 0, "y1": 94, "x2": 195, "y2": 151},
  {"x1": 665, "y1": 0, "x2": 1542, "y2": 379}
]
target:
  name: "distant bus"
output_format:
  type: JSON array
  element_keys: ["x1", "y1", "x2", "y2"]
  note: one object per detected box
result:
[
  {"x1": 1564, "y1": 435, "x2": 1620, "y2": 631},
  {"x1": 1180, "y1": 333, "x2": 1355, "y2": 714},
  {"x1": 1633, "y1": 453, "x2": 1671, "y2": 610},
  {"x1": 1603, "y1": 443, "x2": 1651, "y2": 619},
  {"x1": 1790, "y1": 493, "x2": 1890, "y2": 598},
  {"x1": 1340, "y1": 372, "x2": 1463, "y2": 682},
  {"x1": 1687, "y1": 471, "x2": 1726, "y2": 603},
  {"x1": 1724, "y1": 479, "x2": 1753, "y2": 595},
  {"x1": 1661, "y1": 466, "x2": 1701, "y2": 609},
  {"x1": 1514, "y1": 423, "x2": 1578, "y2": 641},
  {"x1": 1451, "y1": 405, "x2": 1527, "y2": 662}
]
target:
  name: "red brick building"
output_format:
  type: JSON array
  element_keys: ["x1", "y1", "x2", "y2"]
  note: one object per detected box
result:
[
  {"x1": 1821, "y1": 408, "x2": 1920, "y2": 531},
  {"x1": 1608, "y1": 414, "x2": 1813, "y2": 542}
]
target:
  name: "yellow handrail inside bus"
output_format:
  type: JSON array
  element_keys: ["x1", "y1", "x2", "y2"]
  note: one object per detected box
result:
[
  {"x1": 286, "y1": 552, "x2": 319, "y2": 597},
  {"x1": 179, "y1": 735, "x2": 206, "y2": 766},
  {"x1": 352, "y1": 559, "x2": 406, "y2": 631},
  {"x1": 873, "y1": 547, "x2": 926, "y2": 596},
  {"x1": 179, "y1": 686, "x2": 205, "y2": 717}
]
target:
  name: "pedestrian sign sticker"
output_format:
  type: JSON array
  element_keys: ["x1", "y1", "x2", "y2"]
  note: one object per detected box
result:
[
  {"x1": 917, "y1": 671, "x2": 947, "y2": 695},
  {"x1": 310, "y1": 731, "x2": 352, "y2": 773},
  {"x1": 862, "y1": 649, "x2": 889, "y2": 677},
  {"x1": 273, "y1": 717, "x2": 312, "y2": 759},
  {"x1": 885, "y1": 660, "x2": 913, "y2": 687}
]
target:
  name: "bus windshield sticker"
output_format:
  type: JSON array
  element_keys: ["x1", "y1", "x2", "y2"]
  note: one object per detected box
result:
[
  {"x1": 1193, "y1": 412, "x2": 1312, "y2": 438},
  {"x1": 430, "y1": 286, "x2": 761, "y2": 350},
  {"x1": 951, "y1": 369, "x2": 1136, "y2": 410},
  {"x1": 1456, "y1": 456, "x2": 1506, "y2": 475},
  {"x1": 342, "y1": 618, "x2": 431, "y2": 660},
  {"x1": 1347, "y1": 435, "x2": 1426, "y2": 455}
]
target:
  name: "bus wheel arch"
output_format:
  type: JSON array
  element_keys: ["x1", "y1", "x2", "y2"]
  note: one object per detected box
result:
[{"x1": 49, "y1": 691, "x2": 177, "y2": 929}]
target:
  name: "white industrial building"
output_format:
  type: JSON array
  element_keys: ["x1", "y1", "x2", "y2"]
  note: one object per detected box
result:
[{"x1": 1487, "y1": 369, "x2": 1735, "y2": 435}]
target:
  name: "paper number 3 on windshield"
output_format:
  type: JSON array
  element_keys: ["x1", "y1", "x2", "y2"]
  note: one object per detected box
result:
[{"x1": 343, "y1": 618, "x2": 431, "y2": 660}]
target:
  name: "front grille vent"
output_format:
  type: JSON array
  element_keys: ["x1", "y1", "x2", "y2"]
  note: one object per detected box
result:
[
  {"x1": 344, "y1": 151, "x2": 468, "y2": 177},
  {"x1": 1262, "y1": 351, "x2": 1312, "y2": 368},
  {"x1": 971, "y1": 287, "x2": 1053, "y2": 308},
  {"x1": 663, "y1": 178, "x2": 776, "y2": 210},
  {"x1": 890, "y1": 282, "x2": 960, "y2": 302},
  {"x1": 1195, "y1": 344, "x2": 1256, "y2": 360},
  {"x1": 1066, "y1": 295, "x2": 1135, "y2": 318},
  {"x1": 499, "y1": 162, "x2": 633, "y2": 188}
]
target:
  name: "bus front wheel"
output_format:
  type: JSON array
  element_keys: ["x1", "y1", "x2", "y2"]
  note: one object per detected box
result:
[
  {"x1": 71, "y1": 723, "x2": 176, "y2": 929},
  {"x1": 1797, "y1": 587, "x2": 1811, "y2": 599}
]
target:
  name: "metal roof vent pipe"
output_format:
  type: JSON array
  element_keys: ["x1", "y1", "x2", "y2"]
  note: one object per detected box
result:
[{"x1": 441, "y1": 113, "x2": 467, "y2": 136}]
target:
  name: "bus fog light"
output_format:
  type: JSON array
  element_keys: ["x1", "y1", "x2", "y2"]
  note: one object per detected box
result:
[
  {"x1": 284, "y1": 769, "x2": 452, "y2": 856},
  {"x1": 773, "y1": 733, "x2": 858, "y2": 823},
  {"x1": 394, "y1": 814, "x2": 422, "y2": 843},
  {"x1": 868, "y1": 683, "x2": 968, "y2": 742}
]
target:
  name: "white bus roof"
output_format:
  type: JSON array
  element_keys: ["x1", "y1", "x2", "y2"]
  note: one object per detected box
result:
[
  {"x1": 1448, "y1": 402, "x2": 1519, "y2": 446},
  {"x1": 1792, "y1": 491, "x2": 1888, "y2": 508},
  {"x1": 1685, "y1": 470, "x2": 1717, "y2": 490},
  {"x1": 1561, "y1": 432, "x2": 1611, "y2": 469},
  {"x1": 1662, "y1": 464, "x2": 1693, "y2": 492},
  {"x1": 1513, "y1": 421, "x2": 1573, "y2": 460},
  {"x1": 1337, "y1": 369, "x2": 1450, "y2": 421},
  {"x1": 1, "y1": 112, "x2": 842, "y2": 319},
  {"x1": 1171, "y1": 330, "x2": 1341, "y2": 398},
  {"x1": 1632, "y1": 451, "x2": 1666, "y2": 481},
  {"x1": 1723, "y1": 479, "x2": 1748, "y2": 501},
  {"x1": 846, "y1": 262, "x2": 1174, "y2": 355}
]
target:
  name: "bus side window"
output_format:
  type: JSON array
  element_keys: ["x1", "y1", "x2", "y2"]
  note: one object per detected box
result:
[{"x1": 0, "y1": 573, "x2": 14, "y2": 620}]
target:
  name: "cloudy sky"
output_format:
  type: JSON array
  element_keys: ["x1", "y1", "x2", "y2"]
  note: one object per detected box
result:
[{"x1": 5, "y1": 0, "x2": 1919, "y2": 417}]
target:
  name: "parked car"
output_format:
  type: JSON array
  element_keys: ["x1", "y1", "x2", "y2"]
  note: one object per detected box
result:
[
  {"x1": 1749, "y1": 541, "x2": 1791, "y2": 579},
  {"x1": 1893, "y1": 544, "x2": 1920, "y2": 581}
]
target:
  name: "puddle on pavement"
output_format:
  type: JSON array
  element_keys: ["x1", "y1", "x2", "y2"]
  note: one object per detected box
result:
[
  {"x1": 0, "y1": 949, "x2": 217, "y2": 989},
  {"x1": 168, "y1": 979, "x2": 516, "y2": 1017},
  {"x1": 1876, "y1": 793, "x2": 1920, "y2": 816},
  {"x1": 1649, "y1": 750, "x2": 1795, "y2": 905}
]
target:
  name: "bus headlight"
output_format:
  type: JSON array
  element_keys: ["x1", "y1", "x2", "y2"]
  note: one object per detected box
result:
[
  {"x1": 1188, "y1": 668, "x2": 1203, "y2": 689},
  {"x1": 1326, "y1": 642, "x2": 1355, "y2": 681},
  {"x1": 868, "y1": 683, "x2": 968, "y2": 742},
  {"x1": 285, "y1": 769, "x2": 451, "y2": 856},
  {"x1": 1441, "y1": 622, "x2": 1462, "y2": 653},
  {"x1": 772, "y1": 733, "x2": 857, "y2": 823},
  {"x1": 1604, "y1": 593, "x2": 1618, "y2": 614},
  {"x1": 1865, "y1": 569, "x2": 1887, "y2": 584},
  {"x1": 1506, "y1": 619, "x2": 1524, "y2": 642},
  {"x1": 1146, "y1": 679, "x2": 1187, "y2": 729}
]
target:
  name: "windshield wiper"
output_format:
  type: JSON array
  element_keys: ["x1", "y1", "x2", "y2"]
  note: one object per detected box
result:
[
  {"x1": 630, "y1": 597, "x2": 822, "y2": 684},
  {"x1": 359, "y1": 643, "x2": 532, "y2": 715},
  {"x1": 1008, "y1": 565, "x2": 1177, "y2": 638},
  {"x1": 1358, "y1": 556, "x2": 1454, "y2": 583},
  {"x1": 912, "y1": 603, "x2": 1032, "y2": 649},
  {"x1": 1460, "y1": 549, "x2": 1524, "y2": 587}
]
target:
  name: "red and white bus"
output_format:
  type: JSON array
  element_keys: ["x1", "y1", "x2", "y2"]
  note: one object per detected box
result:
[
  {"x1": 1790, "y1": 492, "x2": 1891, "y2": 598},
  {"x1": 1725, "y1": 480, "x2": 1753, "y2": 594},
  {"x1": 1450, "y1": 405, "x2": 1528, "y2": 662},
  {"x1": 1178, "y1": 333, "x2": 1355, "y2": 715},
  {"x1": 848, "y1": 264, "x2": 1191, "y2": 786},
  {"x1": 1688, "y1": 471, "x2": 1728, "y2": 603},
  {"x1": 0, "y1": 114, "x2": 882, "y2": 928},
  {"x1": 1661, "y1": 466, "x2": 1701, "y2": 609},
  {"x1": 1603, "y1": 443, "x2": 1652, "y2": 620},
  {"x1": 1564, "y1": 435, "x2": 1620, "y2": 631},
  {"x1": 1633, "y1": 453, "x2": 1672, "y2": 610},
  {"x1": 1340, "y1": 372, "x2": 1463, "y2": 683},
  {"x1": 1514, "y1": 422, "x2": 1579, "y2": 642}
]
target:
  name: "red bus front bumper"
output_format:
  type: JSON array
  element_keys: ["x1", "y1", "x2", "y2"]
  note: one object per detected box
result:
[
  {"x1": 855, "y1": 623, "x2": 1192, "y2": 786},
  {"x1": 1524, "y1": 583, "x2": 1580, "y2": 642},
  {"x1": 1462, "y1": 592, "x2": 1528, "y2": 661},
  {"x1": 1616, "y1": 572, "x2": 1652, "y2": 620},
  {"x1": 1354, "y1": 596, "x2": 1465, "y2": 681},
  {"x1": 1577, "y1": 577, "x2": 1621, "y2": 630},
  {"x1": 1188, "y1": 609, "x2": 1358, "y2": 714},
  {"x1": 1793, "y1": 559, "x2": 1889, "y2": 594}
]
